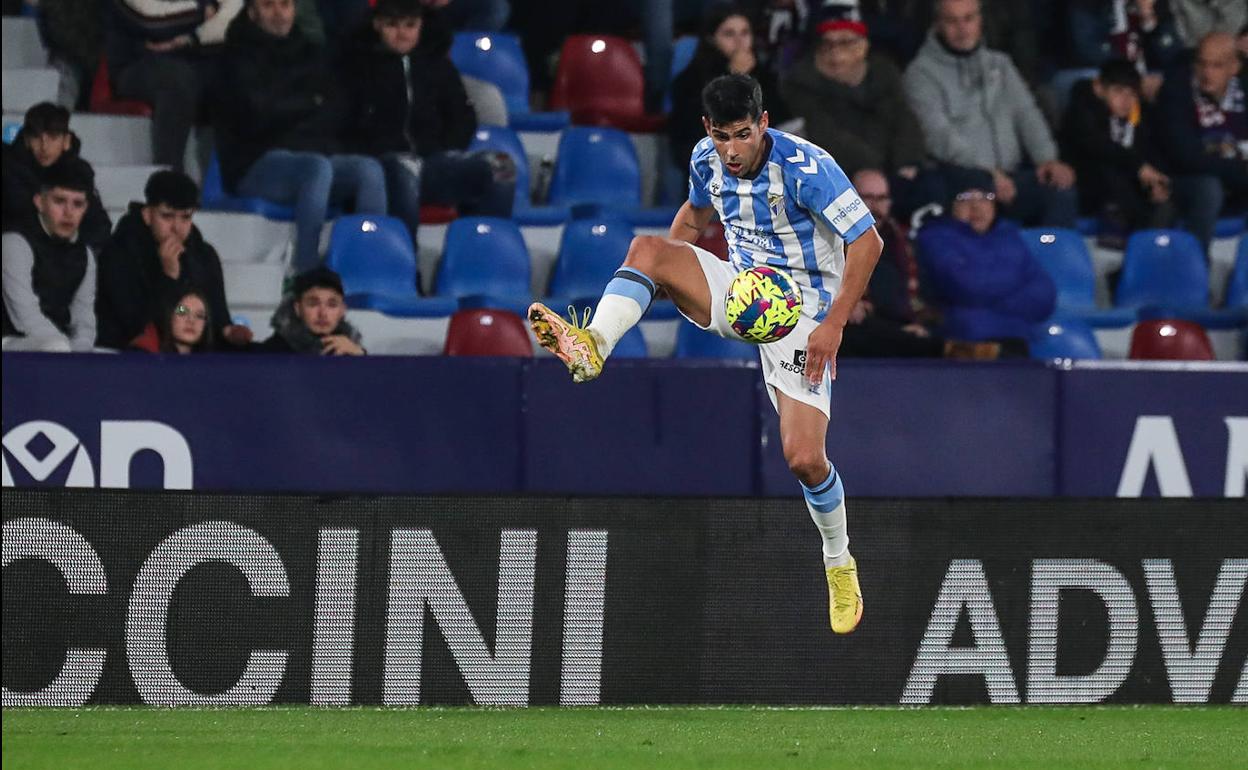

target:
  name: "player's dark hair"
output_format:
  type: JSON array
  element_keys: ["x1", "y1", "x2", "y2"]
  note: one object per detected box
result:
[
  {"x1": 373, "y1": 0, "x2": 424, "y2": 20},
  {"x1": 144, "y1": 170, "x2": 201, "y2": 210},
  {"x1": 23, "y1": 101, "x2": 70, "y2": 136},
  {"x1": 38, "y1": 157, "x2": 93, "y2": 194},
  {"x1": 1097, "y1": 58, "x2": 1142, "y2": 91},
  {"x1": 701, "y1": 73, "x2": 764, "y2": 126}
]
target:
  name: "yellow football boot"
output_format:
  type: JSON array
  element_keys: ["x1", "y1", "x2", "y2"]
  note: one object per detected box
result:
[
  {"x1": 826, "y1": 557, "x2": 863, "y2": 634},
  {"x1": 528, "y1": 303, "x2": 605, "y2": 383}
]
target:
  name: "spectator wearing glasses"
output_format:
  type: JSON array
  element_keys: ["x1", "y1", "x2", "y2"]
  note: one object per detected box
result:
[
  {"x1": 133, "y1": 290, "x2": 215, "y2": 353},
  {"x1": 915, "y1": 185, "x2": 1057, "y2": 357}
]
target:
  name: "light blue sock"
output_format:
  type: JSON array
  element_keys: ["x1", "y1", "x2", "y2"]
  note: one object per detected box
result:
[
  {"x1": 587, "y1": 267, "x2": 656, "y2": 357},
  {"x1": 801, "y1": 464, "x2": 850, "y2": 568}
]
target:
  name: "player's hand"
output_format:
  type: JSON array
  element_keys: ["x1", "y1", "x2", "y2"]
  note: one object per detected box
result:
[
  {"x1": 804, "y1": 319, "x2": 845, "y2": 386},
  {"x1": 321, "y1": 335, "x2": 364, "y2": 356}
]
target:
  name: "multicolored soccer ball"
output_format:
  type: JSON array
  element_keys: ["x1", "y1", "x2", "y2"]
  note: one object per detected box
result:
[{"x1": 724, "y1": 266, "x2": 802, "y2": 343}]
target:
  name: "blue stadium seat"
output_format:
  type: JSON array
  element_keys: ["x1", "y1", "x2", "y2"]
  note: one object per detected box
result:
[
  {"x1": 202, "y1": 152, "x2": 295, "y2": 220},
  {"x1": 450, "y1": 32, "x2": 569, "y2": 132},
  {"x1": 325, "y1": 215, "x2": 456, "y2": 317},
  {"x1": 663, "y1": 35, "x2": 699, "y2": 112},
  {"x1": 1029, "y1": 319, "x2": 1102, "y2": 360},
  {"x1": 1050, "y1": 68, "x2": 1097, "y2": 118},
  {"x1": 3, "y1": 120, "x2": 19, "y2": 144},
  {"x1": 547, "y1": 216, "x2": 635, "y2": 299},
  {"x1": 1226, "y1": 237, "x2": 1248, "y2": 309},
  {"x1": 674, "y1": 321, "x2": 756, "y2": 360},
  {"x1": 609, "y1": 326, "x2": 648, "y2": 358},
  {"x1": 435, "y1": 217, "x2": 531, "y2": 310},
  {"x1": 468, "y1": 125, "x2": 566, "y2": 225},
  {"x1": 1215, "y1": 216, "x2": 1246, "y2": 239},
  {"x1": 548, "y1": 127, "x2": 641, "y2": 210},
  {"x1": 1019, "y1": 227, "x2": 1134, "y2": 327},
  {"x1": 1116, "y1": 229, "x2": 1208, "y2": 309}
]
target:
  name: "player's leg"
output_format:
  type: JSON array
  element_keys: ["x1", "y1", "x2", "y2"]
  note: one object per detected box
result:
[
  {"x1": 776, "y1": 389, "x2": 862, "y2": 634},
  {"x1": 530, "y1": 236, "x2": 714, "y2": 381}
]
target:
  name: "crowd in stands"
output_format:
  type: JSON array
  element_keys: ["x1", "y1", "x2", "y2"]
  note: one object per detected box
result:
[{"x1": 2, "y1": 0, "x2": 1246, "y2": 360}]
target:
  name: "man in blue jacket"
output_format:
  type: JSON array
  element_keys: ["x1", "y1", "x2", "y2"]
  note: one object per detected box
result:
[{"x1": 915, "y1": 186, "x2": 1057, "y2": 356}]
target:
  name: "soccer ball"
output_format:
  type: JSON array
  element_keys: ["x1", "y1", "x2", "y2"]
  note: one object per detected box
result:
[{"x1": 724, "y1": 266, "x2": 802, "y2": 343}]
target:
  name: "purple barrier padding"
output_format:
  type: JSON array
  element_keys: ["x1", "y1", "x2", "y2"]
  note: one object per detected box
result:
[
  {"x1": 1, "y1": 353, "x2": 525, "y2": 493},
  {"x1": 521, "y1": 359, "x2": 761, "y2": 495},
  {"x1": 1059, "y1": 365, "x2": 1248, "y2": 497},
  {"x1": 759, "y1": 361, "x2": 1060, "y2": 497}
]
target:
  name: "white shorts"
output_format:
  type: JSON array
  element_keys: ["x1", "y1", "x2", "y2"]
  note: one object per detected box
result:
[{"x1": 678, "y1": 243, "x2": 833, "y2": 418}]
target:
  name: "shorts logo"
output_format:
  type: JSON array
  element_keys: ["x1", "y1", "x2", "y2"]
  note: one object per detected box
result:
[{"x1": 779, "y1": 349, "x2": 806, "y2": 375}]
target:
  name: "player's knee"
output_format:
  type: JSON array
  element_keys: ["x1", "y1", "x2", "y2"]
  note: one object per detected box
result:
[
  {"x1": 784, "y1": 446, "x2": 828, "y2": 487},
  {"x1": 623, "y1": 235, "x2": 666, "y2": 275}
]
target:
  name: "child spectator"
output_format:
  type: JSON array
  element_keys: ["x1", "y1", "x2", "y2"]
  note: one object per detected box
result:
[
  {"x1": 261, "y1": 267, "x2": 366, "y2": 354},
  {"x1": 2, "y1": 103, "x2": 111, "y2": 252},
  {"x1": 2, "y1": 159, "x2": 98, "y2": 353},
  {"x1": 96, "y1": 170, "x2": 251, "y2": 350},
  {"x1": 1061, "y1": 59, "x2": 1174, "y2": 235}
]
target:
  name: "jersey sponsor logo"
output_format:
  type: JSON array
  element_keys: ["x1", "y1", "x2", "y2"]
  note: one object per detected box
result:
[
  {"x1": 727, "y1": 223, "x2": 779, "y2": 253},
  {"x1": 823, "y1": 189, "x2": 868, "y2": 233}
]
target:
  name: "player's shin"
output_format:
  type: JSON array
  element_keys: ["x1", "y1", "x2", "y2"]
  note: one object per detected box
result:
[
  {"x1": 802, "y1": 463, "x2": 851, "y2": 568},
  {"x1": 587, "y1": 267, "x2": 656, "y2": 357}
]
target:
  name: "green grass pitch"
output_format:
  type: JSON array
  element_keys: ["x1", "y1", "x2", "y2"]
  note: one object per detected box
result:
[{"x1": 3, "y1": 706, "x2": 1244, "y2": 769}]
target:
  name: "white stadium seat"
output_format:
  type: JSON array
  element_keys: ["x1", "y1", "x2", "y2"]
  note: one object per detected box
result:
[
  {"x1": 2, "y1": 18, "x2": 47, "y2": 69},
  {"x1": 347, "y1": 310, "x2": 451, "y2": 356},
  {"x1": 2, "y1": 67, "x2": 59, "y2": 113},
  {"x1": 72, "y1": 113, "x2": 153, "y2": 166},
  {"x1": 462, "y1": 74, "x2": 508, "y2": 128},
  {"x1": 223, "y1": 262, "x2": 286, "y2": 308},
  {"x1": 193, "y1": 211, "x2": 293, "y2": 265},
  {"x1": 93, "y1": 165, "x2": 167, "y2": 210}
]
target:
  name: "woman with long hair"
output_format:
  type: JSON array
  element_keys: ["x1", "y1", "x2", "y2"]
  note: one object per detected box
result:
[{"x1": 156, "y1": 290, "x2": 215, "y2": 354}]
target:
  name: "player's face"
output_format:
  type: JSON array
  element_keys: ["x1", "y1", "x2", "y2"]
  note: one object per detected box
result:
[
  {"x1": 25, "y1": 131, "x2": 71, "y2": 167},
  {"x1": 34, "y1": 187, "x2": 88, "y2": 240},
  {"x1": 374, "y1": 15, "x2": 422, "y2": 56},
  {"x1": 170, "y1": 295, "x2": 208, "y2": 350},
  {"x1": 250, "y1": 0, "x2": 296, "y2": 38},
  {"x1": 703, "y1": 112, "x2": 770, "y2": 177},
  {"x1": 712, "y1": 15, "x2": 752, "y2": 59},
  {"x1": 295, "y1": 287, "x2": 347, "y2": 336},
  {"x1": 936, "y1": 0, "x2": 982, "y2": 53}
]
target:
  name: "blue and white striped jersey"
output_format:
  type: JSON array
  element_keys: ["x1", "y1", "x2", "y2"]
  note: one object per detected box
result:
[{"x1": 688, "y1": 128, "x2": 876, "y2": 320}]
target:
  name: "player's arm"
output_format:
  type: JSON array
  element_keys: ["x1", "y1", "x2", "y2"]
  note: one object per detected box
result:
[
  {"x1": 805, "y1": 228, "x2": 882, "y2": 385},
  {"x1": 669, "y1": 201, "x2": 715, "y2": 243}
]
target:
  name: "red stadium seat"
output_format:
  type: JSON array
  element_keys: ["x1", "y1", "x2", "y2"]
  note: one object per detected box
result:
[
  {"x1": 89, "y1": 56, "x2": 152, "y2": 116},
  {"x1": 443, "y1": 308, "x2": 533, "y2": 357},
  {"x1": 1128, "y1": 319, "x2": 1215, "y2": 361},
  {"x1": 549, "y1": 35, "x2": 665, "y2": 132}
]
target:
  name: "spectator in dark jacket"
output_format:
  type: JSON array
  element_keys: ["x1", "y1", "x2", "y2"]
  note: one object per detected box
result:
[
  {"x1": 95, "y1": 170, "x2": 252, "y2": 350},
  {"x1": 261, "y1": 267, "x2": 365, "y2": 354},
  {"x1": 215, "y1": 0, "x2": 386, "y2": 269},
  {"x1": 916, "y1": 186, "x2": 1057, "y2": 355},
  {"x1": 1067, "y1": 0, "x2": 1182, "y2": 100},
  {"x1": 106, "y1": 0, "x2": 243, "y2": 168},
  {"x1": 2, "y1": 103, "x2": 111, "y2": 252},
  {"x1": 340, "y1": 0, "x2": 513, "y2": 242},
  {"x1": 2, "y1": 159, "x2": 97, "y2": 352},
  {"x1": 130, "y1": 289, "x2": 216, "y2": 353},
  {"x1": 1061, "y1": 59, "x2": 1174, "y2": 234},
  {"x1": 1156, "y1": 32, "x2": 1247, "y2": 254},
  {"x1": 669, "y1": 3, "x2": 791, "y2": 175}
]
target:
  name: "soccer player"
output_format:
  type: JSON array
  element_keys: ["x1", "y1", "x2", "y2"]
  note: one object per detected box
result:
[{"x1": 528, "y1": 73, "x2": 882, "y2": 634}]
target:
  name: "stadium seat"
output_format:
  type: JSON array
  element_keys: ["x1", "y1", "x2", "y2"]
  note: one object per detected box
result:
[
  {"x1": 222, "y1": 262, "x2": 286, "y2": 307},
  {"x1": 325, "y1": 215, "x2": 457, "y2": 317},
  {"x1": 548, "y1": 127, "x2": 641, "y2": 210},
  {"x1": 2, "y1": 68, "x2": 60, "y2": 113},
  {"x1": 549, "y1": 35, "x2": 665, "y2": 132},
  {"x1": 3, "y1": 119, "x2": 19, "y2": 144},
  {"x1": 193, "y1": 212, "x2": 293, "y2": 264},
  {"x1": 1128, "y1": 319, "x2": 1215, "y2": 361},
  {"x1": 460, "y1": 74, "x2": 507, "y2": 128},
  {"x1": 469, "y1": 125, "x2": 566, "y2": 225},
  {"x1": 89, "y1": 56, "x2": 152, "y2": 116},
  {"x1": 202, "y1": 151, "x2": 296, "y2": 220},
  {"x1": 70, "y1": 113, "x2": 153, "y2": 165},
  {"x1": 1215, "y1": 216, "x2": 1247, "y2": 239},
  {"x1": 93, "y1": 165, "x2": 166, "y2": 210},
  {"x1": 1029, "y1": 319, "x2": 1102, "y2": 360},
  {"x1": 2, "y1": 17, "x2": 46, "y2": 69},
  {"x1": 547, "y1": 216, "x2": 635, "y2": 299},
  {"x1": 443, "y1": 308, "x2": 533, "y2": 356},
  {"x1": 1116, "y1": 230, "x2": 1208, "y2": 309},
  {"x1": 435, "y1": 217, "x2": 532, "y2": 309},
  {"x1": 674, "y1": 321, "x2": 757, "y2": 361},
  {"x1": 1050, "y1": 68, "x2": 1097, "y2": 118},
  {"x1": 450, "y1": 32, "x2": 569, "y2": 132},
  {"x1": 1019, "y1": 227, "x2": 1135, "y2": 327},
  {"x1": 1226, "y1": 237, "x2": 1248, "y2": 309},
  {"x1": 663, "y1": 35, "x2": 699, "y2": 112}
]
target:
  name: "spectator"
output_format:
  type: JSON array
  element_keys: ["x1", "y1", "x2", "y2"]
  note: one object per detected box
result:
[
  {"x1": 261, "y1": 267, "x2": 366, "y2": 354},
  {"x1": 1061, "y1": 59, "x2": 1174, "y2": 235},
  {"x1": 669, "y1": 3, "x2": 792, "y2": 175},
  {"x1": 1169, "y1": 0, "x2": 1246, "y2": 48},
  {"x1": 132, "y1": 290, "x2": 216, "y2": 353},
  {"x1": 106, "y1": 0, "x2": 243, "y2": 169},
  {"x1": 781, "y1": 16, "x2": 932, "y2": 215},
  {"x1": 1, "y1": 159, "x2": 98, "y2": 353},
  {"x1": 215, "y1": 0, "x2": 386, "y2": 270},
  {"x1": 95, "y1": 170, "x2": 252, "y2": 350},
  {"x1": 38, "y1": 0, "x2": 107, "y2": 109},
  {"x1": 2, "y1": 103, "x2": 111, "y2": 252},
  {"x1": 340, "y1": 0, "x2": 514, "y2": 244},
  {"x1": 1067, "y1": 0, "x2": 1182, "y2": 97},
  {"x1": 915, "y1": 186, "x2": 1057, "y2": 356},
  {"x1": 904, "y1": 0, "x2": 1078, "y2": 227},
  {"x1": 1155, "y1": 31, "x2": 1247, "y2": 254}
]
